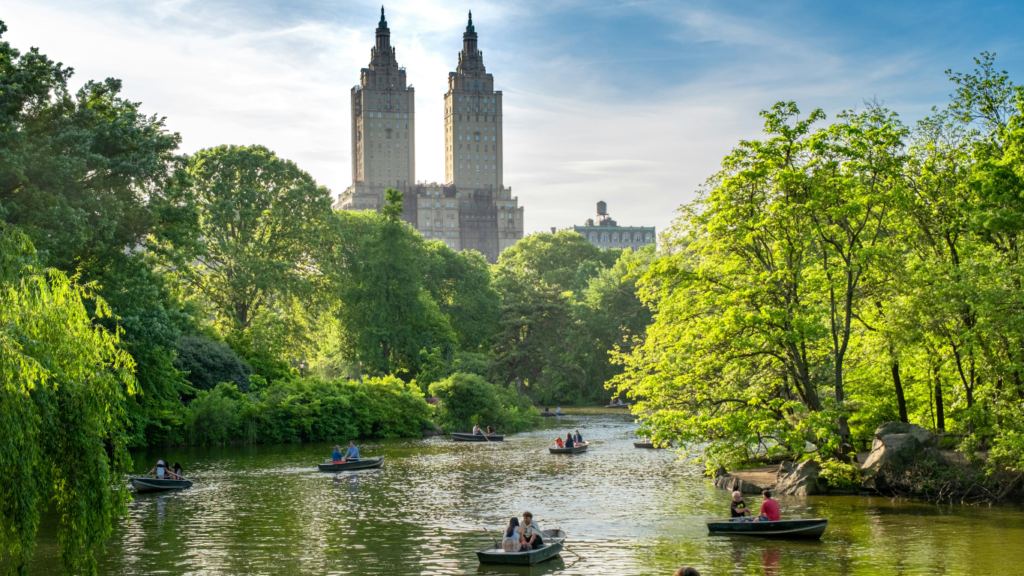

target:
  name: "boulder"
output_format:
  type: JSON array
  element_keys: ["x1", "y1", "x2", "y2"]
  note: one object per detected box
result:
[
  {"x1": 861, "y1": 422, "x2": 942, "y2": 490},
  {"x1": 713, "y1": 474, "x2": 763, "y2": 494},
  {"x1": 713, "y1": 465, "x2": 728, "y2": 479},
  {"x1": 774, "y1": 460, "x2": 826, "y2": 496}
]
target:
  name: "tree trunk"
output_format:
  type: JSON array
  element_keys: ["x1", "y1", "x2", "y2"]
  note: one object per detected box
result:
[
  {"x1": 934, "y1": 366, "x2": 945, "y2": 434},
  {"x1": 891, "y1": 359, "x2": 908, "y2": 423}
]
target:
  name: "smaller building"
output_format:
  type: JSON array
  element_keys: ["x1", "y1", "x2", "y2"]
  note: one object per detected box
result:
[{"x1": 573, "y1": 201, "x2": 655, "y2": 252}]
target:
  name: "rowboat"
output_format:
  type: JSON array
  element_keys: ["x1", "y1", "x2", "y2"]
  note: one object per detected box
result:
[
  {"x1": 317, "y1": 456, "x2": 385, "y2": 472},
  {"x1": 605, "y1": 403, "x2": 630, "y2": 409},
  {"x1": 634, "y1": 442, "x2": 657, "y2": 449},
  {"x1": 540, "y1": 411, "x2": 562, "y2": 418},
  {"x1": 706, "y1": 518, "x2": 828, "y2": 539},
  {"x1": 129, "y1": 477, "x2": 193, "y2": 493},
  {"x1": 548, "y1": 441, "x2": 589, "y2": 454},
  {"x1": 451, "y1": 432, "x2": 505, "y2": 442},
  {"x1": 477, "y1": 529, "x2": 566, "y2": 565}
]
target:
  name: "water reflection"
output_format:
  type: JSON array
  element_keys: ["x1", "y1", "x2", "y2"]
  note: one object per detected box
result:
[{"x1": 23, "y1": 409, "x2": 1024, "y2": 575}]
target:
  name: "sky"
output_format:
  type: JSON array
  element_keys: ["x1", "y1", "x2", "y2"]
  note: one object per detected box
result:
[{"x1": 4, "y1": 0, "x2": 1024, "y2": 235}]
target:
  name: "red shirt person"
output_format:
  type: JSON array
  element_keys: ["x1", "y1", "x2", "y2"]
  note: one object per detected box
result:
[{"x1": 756, "y1": 490, "x2": 781, "y2": 521}]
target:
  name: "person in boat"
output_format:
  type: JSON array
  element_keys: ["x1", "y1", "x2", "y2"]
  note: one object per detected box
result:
[
  {"x1": 555, "y1": 406, "x2": 562, "y2": 415},
  {"x1": 472, "y1": 424, "x2": 483, "y2": 435},
  {"x1": 148, "y1": 460, "x2": 169, "y2": 479},
  {"x1": 521, "y1": 511, "x2": 544, "y2": 549},
  {"x1": 486, "y1": 425, "x2": 494, "y2": 435},
  {"x1": 564, "y1": 433, "x2": 575, "y2": 448},
  {"x1": 171, "y1": 462, "x2": 184, "y2": 479},
  {"x1": 332, "y1": 445, "x2": 345, "y2": 463},
  {"x1": 617, "y1": 398, "x2": 624, "y2": 405},
  {"x1": 753, "y1": 489, "x2": 781, "y2": 522},
  {"x1": 501, "y1": 517, "x2": 523, "y2": 552},
  {"x1": 545, "y1": 407, "x2": 551, "y2": 413},
  {"x1": 343, "y1": 441, "x2": 360, "y2": 461},
  {"x1": 573, "y1": 429, "x2": 583, "y2": 444},
  {"x1": 555, "y1": 437, "x2": 564, "y2": 448},
  {"x1": 730, "y1": 491, "x2": 752, "y2": 521}
]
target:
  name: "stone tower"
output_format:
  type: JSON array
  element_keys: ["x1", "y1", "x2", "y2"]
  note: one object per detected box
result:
[
  {"x1": 350, "y1": 7, "x2": 415, "y2": 187},
  {"x1": 444, "y1": 11, "x2": 503, "y2": 190}
]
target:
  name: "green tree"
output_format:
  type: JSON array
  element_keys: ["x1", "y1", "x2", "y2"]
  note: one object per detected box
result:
[{"x1": 0, "y1": 226, "x2": 136, "y2": 574}]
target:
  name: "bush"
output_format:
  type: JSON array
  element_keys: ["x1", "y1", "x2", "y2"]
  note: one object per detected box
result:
[
  {"x1": 820, "y1": 460, "x2": 861, "y2": 492},
  {"x1": 429, "y1": 372, "x2": 541, "y2": 433},
  {"x1": 178, "y1": 375, "x2": 433, "y2": 445},
  {"x1": 174, "y1": 335, "x2": 252, "y2": 392}
]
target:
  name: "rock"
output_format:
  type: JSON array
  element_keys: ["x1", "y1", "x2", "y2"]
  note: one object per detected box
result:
[
  {"x1": 713, "y1": 474, "x2": 763, "y2": 494},
  {"x1": 775, "y1": 460, "x2": 826, "y2": 496},
  {"x1": 713, "y1": 465, "x2": 728, "y2": 478},
  {"x1": 862, "y1": 422, "x2": 941, "y2": 490}
]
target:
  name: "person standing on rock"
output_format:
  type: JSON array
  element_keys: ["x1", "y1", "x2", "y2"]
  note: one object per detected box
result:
[
  {"x1": 730, "y1": 491, "x2": 752, "y2": 521},
  {"x1": 754, "y1": 490, "x2": 781, "y2": 522}
]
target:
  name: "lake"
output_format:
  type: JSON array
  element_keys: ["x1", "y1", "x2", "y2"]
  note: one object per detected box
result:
[{"x1": 27, "y1": 409, "x2": 1024, "y2": 575}]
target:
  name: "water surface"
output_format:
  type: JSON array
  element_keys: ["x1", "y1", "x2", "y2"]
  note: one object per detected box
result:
[{"x1": 28, "y1": 410, "x2": 1024, "y2": 575}]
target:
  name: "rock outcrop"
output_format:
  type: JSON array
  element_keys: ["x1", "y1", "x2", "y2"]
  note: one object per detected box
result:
[
  {"x1": 713, "y1": 474, "x2": 764, "y2": 494},
  {"x1": 861, "y1": 422, "x2": 942, "y2": 490},
  {"x1": 775, "y1": 459, "x2": 826, "y2": 495}
]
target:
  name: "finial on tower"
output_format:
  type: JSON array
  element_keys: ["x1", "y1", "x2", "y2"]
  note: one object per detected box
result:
[
  {"x1": 467, "y1": 10, "x2": 475, "y2": 32},
  {"x1": 379, "y1": 5, "x2": 387, "y2": 27}
]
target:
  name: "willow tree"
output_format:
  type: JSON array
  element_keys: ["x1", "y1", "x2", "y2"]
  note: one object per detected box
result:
[{"x1": 0, "y1": 226, "x2": 136, "y2": 574}]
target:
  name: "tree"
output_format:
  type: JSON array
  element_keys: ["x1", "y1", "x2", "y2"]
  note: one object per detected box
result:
[
  {"x1": 174, "y1": 144, "x2": 332, "y2": 331},
  {"x1": 0, "y1": 225, "x2": 136, "y2": 574}
]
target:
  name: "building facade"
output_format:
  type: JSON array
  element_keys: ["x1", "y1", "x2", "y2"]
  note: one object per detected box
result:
[
  {"x1": 350, "y1": 8, "x2": 415, "y2": 188},
  {"x1": 336, "y1": 10, "x2": 523, "y2": 264},
  {"x1": 573, "y1": 201, "x2": 655, "y2": 252}
]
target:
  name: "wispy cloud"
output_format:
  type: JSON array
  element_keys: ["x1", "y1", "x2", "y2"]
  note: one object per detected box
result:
[{"x1": 4, "y1": 0, "x2": 1022, "y2": 235}]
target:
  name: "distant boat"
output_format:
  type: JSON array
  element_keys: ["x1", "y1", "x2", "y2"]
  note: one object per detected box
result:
[
  {"x1": 129, "y1": 477, "x2": 193, "y2": 493},
  {"x1": 317, "y1": 456, "x2": 385, "y2": 472},
  {"x1": 548, "y1": 441, "x2": 589, "y2": 454},
  {"x1": 477, "y1": 529, "x2": 566, "y2": 565},
  {"x1": 451, "y1": 432, "x2": 504, "y2": 442},
  {"x1": 540, "y1": 411, "x2": 559, "y2": 417},
  {"x1": 706, "y1": 518, "x2": 828, "y2": 539},
  {"x1": 606, "y1": 403, "x2": 630, "y2": 409},
  {"x1": 633, "y1": 441, "x2": 657, "y2": 449}
]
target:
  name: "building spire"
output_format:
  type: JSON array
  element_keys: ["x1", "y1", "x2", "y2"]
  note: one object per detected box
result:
[
  {"x1": 379, "y1": 5, "x2": 387, "y2": 28},
  {"x1": 467, "y1": 10, "x2": 474, "y2": 32}
]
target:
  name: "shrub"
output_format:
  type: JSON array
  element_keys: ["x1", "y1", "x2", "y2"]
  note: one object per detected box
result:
[
  {"x1": 185, "y1": 383, "x2": 245, "y2": 445},
  {"x1": 429, "y1": 372, "x2": 540, "y2": 433},
  {"x1": 174, "y1": 335, "x2": 252, "y2": 392},
  {"x1": 820, "y1": 460, "x2": 861, "y2": 492}
]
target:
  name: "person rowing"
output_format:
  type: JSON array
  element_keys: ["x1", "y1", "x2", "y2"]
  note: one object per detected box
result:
[
  {"x1": 343, "y1": 441, "x2": 360, "y2": 461},
  {"x1": 573, "y1": 429, "x2": 582, "y2": 444},
  {"x1": 752, "y1": 490, "x2": 781, "y2": 522},
  {"x1": 473, "y1": 424, "x2": 483, "y2": 436},
  {"x1": 555, "y1": 406, "x2": 563, "y2": 415}
]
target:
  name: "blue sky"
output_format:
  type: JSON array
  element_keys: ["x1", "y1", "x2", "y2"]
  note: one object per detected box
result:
[{"x1": 5, "y1": 0, "x2": 1024, "y2": 234}]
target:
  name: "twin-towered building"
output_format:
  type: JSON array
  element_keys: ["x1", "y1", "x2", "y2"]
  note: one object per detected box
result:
[{"x1": 335, "y1": 8, "x2": 523, "y2": 263}]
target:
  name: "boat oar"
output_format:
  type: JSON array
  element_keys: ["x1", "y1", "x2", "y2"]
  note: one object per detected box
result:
[
  {"x1": 549, "y1": 527, "x2": 582, "y2": 559},
  {"x1": 482, "y1": 526, "x2": 499, "y2": 548}
]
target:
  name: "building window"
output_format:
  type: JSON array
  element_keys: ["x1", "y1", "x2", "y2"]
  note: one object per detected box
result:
[
  {"x1": 645, "y1": 234, "x2": 652, "y2": 242},
  {"x1": 601, "y1": 234, "x2": 608, "y2": 243},
  {"x1": 589, "y1": 233, "x2": 596, "y2": 242}
]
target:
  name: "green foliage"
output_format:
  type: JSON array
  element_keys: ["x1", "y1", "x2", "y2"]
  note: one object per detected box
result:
[
  {"x1": 819, "y1": 460, "x2": 861, "y2": 492},
  {"x1": 428, "y1": 372, "x2": 540, "y2": 433},
  {"x1": 179, "y1": 376, "x2": 433, "y2": 445},
  {"x1": 0, "y1": 225, "x2": 136, "y2": 575},
  {"x1": 174, "y1": 335, "x2": 253, "y2": 392}
]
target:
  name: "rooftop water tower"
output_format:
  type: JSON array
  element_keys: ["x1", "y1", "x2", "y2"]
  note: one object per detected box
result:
[{"x1": 597, "y1": 201, "x2": 607, "y2": 216}]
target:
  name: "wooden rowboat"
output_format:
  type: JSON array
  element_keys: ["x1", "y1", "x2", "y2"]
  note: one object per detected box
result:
[
  {"x1": 706, "y1": 518, "x2": 828, "y2": 539},
  {"x1": 634, "y1": 441, "x2": 657, "y2": 449},
  {"x1": 129, "y1": 477, "x2": 193, "y2": 493},
  {"x1": 317, "y1": 456, "x2": 385, "y2": 472},
  {"x1": 451, "y1": 432, "x2": 504, "y2": 442},
  {"x1": 548, "y1": 442, "x2": 589, "y2": 454},
  {"x1": 477, "y1": 529, "x2": 566, "y2": 565},
  {"x1": 605, "y1": 403, "x2": 630, "y2": 409}
]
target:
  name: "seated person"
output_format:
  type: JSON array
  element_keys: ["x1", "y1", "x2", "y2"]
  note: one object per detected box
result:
[
  {"x1": 555, "y1": 437, "x2": 564, "y2": 448},
  {"x1": 730, "y1": 491, "x2": 751, "y2": 521},
  {"x1": 617, "y1": 398, "x2": 624, "y2": 405},
  {"x1": 171, "y1": 462, "x2": 184, "y2": 479},
  {"x1": 521, "y1": 511, "x2": 544, "y2": 549},
  {"x1": 555, "y1": 406, "x2": 562, "y2": 414},
  {"x1": 332, "y1": 445, "x2": 344, "y2": 463},
  {"x1": 502, "y1": 518, "x2": 522, "y2": 552},
  {"x1": 148, "y1": 460, "x2": 168, "y2": 479},
  {"x1": 754, "y1": 490, "x2": 781, "y2": 522},
  {"x1": 564, "y1": 433, "x2": 575, "y2": 448},
  {"x1": 344, "y1": 441, "x2": 360, "y2": 461},
  {"x1": 486, "y1": 426, "x2": 494, "y2": 434},
  {"x1": 472, "y1": 424, "x2": 483, "y2": 435},
  {"x1": 573, "y1": 429, "x2": 583, "y2": 444}
]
